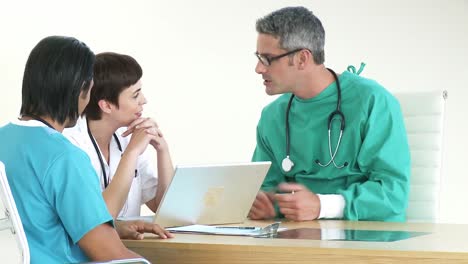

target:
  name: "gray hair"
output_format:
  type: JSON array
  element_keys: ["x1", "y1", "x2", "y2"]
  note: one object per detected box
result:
[{"x1": 256, "y1": 6, "x2": 325, "y2": 64}]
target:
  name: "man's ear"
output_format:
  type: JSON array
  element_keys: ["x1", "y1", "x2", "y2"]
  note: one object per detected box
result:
[
  {"x1": 297, "y1": 50, "x2": 312, "y2": 70},
  {"x1": 98, "y1": 99, "x2": 113, "y2": 114}
]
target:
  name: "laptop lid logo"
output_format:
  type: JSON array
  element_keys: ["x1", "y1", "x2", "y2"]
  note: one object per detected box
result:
[{"x1": 203, "y1": 186, "x2": 225, "y2": 207}]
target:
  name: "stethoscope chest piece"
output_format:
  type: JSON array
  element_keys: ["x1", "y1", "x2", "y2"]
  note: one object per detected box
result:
[
  {"x1": 282, "y1": 68, "x2": 348, "y2": 171},
  {"x1": 282, "y1": 156, "x2": 294, "y2": 172}
]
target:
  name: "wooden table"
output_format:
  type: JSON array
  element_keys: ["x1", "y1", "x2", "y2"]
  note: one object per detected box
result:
[{"x1": 123, "y1": 220, "x2": 468, "y2": 263}]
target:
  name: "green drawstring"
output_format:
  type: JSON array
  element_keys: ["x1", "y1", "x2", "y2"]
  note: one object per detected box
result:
[{"x1": 347, "y1": 62, "x2": 366, "y2": 75}]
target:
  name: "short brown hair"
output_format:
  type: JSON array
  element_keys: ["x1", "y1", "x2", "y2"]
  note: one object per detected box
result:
[{"x1": 84, "y1": 52, "x2": 142, "y2": 120}]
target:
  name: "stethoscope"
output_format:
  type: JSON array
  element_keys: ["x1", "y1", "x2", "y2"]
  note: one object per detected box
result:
[
  {"x1": 281, "y1": 68, "x2": 348, "y2": 172},
  {"x1": 87, "y1": 120, "x2": 133, "y2": 216},
  {"x1": 86, "y1": 119, "x2": 123, "y2": 189}
]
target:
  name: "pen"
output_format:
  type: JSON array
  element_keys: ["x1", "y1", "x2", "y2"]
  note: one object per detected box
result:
[
  {"x1": 215, "y1": 226, "x2": 256, "y2": 230},
  {"x1": 274, "y1": 190, "x2": 296, "y2": 195},
  {"x1": 271, "y1": 186, "x2": 297, "y2": 195}
]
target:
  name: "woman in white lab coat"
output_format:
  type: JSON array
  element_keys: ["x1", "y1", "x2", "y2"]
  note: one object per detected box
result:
[{"x1": 64, "y1": 52, "x2": 174, "y2": 219}]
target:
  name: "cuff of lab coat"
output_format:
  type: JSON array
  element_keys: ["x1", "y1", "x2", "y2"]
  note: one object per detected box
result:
[{"x1": 317, "y1": 194, "x2": 345, "y2": 219}]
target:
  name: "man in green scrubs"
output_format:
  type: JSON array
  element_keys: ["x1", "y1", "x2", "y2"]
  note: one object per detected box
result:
[{"x1": 249, "y1": 6, "x2": 410, "y2": 222}]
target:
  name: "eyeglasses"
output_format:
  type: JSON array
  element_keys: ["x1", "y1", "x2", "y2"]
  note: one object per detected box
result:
[{"x1": 255, "y1": 48, "x2": 303, "y2": 66}]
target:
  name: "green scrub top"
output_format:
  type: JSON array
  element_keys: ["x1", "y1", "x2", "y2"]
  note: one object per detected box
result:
[{"x1": 252, "y1": 71, "x2": 410, "y2": 222}]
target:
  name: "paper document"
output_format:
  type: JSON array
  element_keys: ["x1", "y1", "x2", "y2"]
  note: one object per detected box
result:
[
  {"x1": 166, "y1": 225, "x2": 261, "y2": 236},
  {"x1": 166, "y1": 222, "x2": 284, "y2": 237}
]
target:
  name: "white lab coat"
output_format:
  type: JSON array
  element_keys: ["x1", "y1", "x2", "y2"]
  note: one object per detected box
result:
[{"x1": 63, "y1": 116, "x2": 158, "y2": 217}]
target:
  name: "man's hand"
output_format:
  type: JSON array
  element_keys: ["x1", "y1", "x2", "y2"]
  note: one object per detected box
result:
[
  {"x1": 248, "y1": 191, "x2": 276, "y2": 220},
  {"x1": 275, "y1": 183, "x2": 321, "y2": 221},
  {"x1": 115, "y1": 220, "x2": 174, "y2": 240}
]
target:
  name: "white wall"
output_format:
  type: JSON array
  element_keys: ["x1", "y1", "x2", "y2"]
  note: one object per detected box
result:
[{"x1": 0, "y1": 0, "x2": 467, "y2": 261}]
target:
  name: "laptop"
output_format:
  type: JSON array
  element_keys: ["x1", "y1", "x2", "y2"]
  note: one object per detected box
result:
[{"x1": 150, "y1": 161, "x2": 271, "y2": 228}]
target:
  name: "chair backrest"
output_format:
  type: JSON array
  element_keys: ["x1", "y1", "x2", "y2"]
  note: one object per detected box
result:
[
  {"x1": 0, "y1": 161, "x2": 30, "y2": 263},
  {"x1": 394, "y1": 90, "x2": 447, "y2": 223}
]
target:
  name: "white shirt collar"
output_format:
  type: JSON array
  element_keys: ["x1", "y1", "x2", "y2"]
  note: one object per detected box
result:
[{"x1": 11, "y1": 119, "x2": 47, "y2": 127}]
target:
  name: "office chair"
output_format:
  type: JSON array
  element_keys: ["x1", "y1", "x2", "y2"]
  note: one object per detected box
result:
[
  {"x1": 0, "y1": 161, "x2": 150, "y2": 264},
  {"x1": 0, "y1": 161, "x2": 30, "y2": 264},
  {"x1": 394, "y1": 90, "x2": 447, "y2": 223}
]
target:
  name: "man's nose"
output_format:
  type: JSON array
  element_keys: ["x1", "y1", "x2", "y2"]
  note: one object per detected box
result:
[{"x1": 255, "y1": 60, "x2": 267, "y2": 74}]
